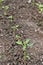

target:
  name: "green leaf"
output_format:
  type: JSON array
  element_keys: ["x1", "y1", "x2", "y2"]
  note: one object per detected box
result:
[
  {"x1": 5, "y1": 6, "x2": 9, "y2": 10},
  {"x1": 24, "y1": 39, "x2": 30, "y2": 45},
  {"x1": 16, "y1": 40, "x2": 22, "y2": 45},
  {"x1": 16, "y1": 35, "x2": 20, "y2": 39},
  {"x1": 11, "y1": 26, "x2": 15, "y2": 29},
  {"x1": 23, "y1": 45, "x2": 26, "y2": 50},
  {"x1": 11, "y1": 25, "x2": 19, "y2": 29},
  {"x1": 8, "y1": 15, "x2": 13, "y2": 19},
  {"x1": 26, "y1": 55, "x2": 30, "y2": 59},
  {"x1": 2, "y1": 6, "x2": 9, "y2": 10},
  {"x1": 4, "y1": 12, "x2": 7, "y2": 15},
  {"x1": 0, "y1": 0, "x2": 4, "y2": 3},
  {"x1": 39, "y1": 4, "x2": 43, "y2": 8},
  {"x1": 28, "y1": 43, "x2": 34, "y2": 48},
  {"x1": 36, "y1": 3, "x2": 43, "y2": 13},
  {"x1": 36, "y1": 3, "x2": 43, "y2": 8},
  {"x1": 16, "y1": 25, "x2": 19, "y2": 28}
]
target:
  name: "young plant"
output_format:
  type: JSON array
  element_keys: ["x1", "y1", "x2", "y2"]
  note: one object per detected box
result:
[
  {"x1": 36, "y1": 3, "x2": 43, "y2": 13},
  {"x1": 0, "y1": 0, "x2": 4, "y2": 4},
  {"x1": 8, "y1": 15, "x2": 13, "y2": 22},
  {"x1": 16, "y1": 35, "x2": 21, "y2": 40},
  {"x1": 2, "y1": 5, "x2": 9, "y2": 15},
  {"x1": 11, "y1": 25, "x2": 19, "y2": 32},
  {"x1": 16, "y1": 38, "x2": 33, "y2": 61}
]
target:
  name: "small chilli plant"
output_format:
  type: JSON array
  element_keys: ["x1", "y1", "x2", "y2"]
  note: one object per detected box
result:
[{"x1": 16, "y1": 37, "x2": 34, "y2": 61}]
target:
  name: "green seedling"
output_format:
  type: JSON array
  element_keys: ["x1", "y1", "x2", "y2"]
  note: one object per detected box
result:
[
  {"x1": 11, "y1": 25, "x2": 19, "y2": 32},
  {"x1": 0, "y1": 0, "x2": 4, "y2": 4},
  {"x1": 0, "y1": 0, "x2": 4, "y2": 3},
  {"x1": 16, "y1": 35, "x2": 21, "y2": 40},
  {"x1": 8, "y1": 15, "x2": 13, "y2": 21},
  {"x1": 36, "y1": 3, "x2": 43, "y2": 13},
  {"x1": 16, "y1": 38, "x2": 33, "y2": 61},
  {"x1": 2, "y1": 5, "x2": 9, "y2": 15}
]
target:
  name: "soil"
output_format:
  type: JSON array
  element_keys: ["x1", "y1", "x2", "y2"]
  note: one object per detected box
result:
[{"x1": 0, "y1": 0, "x2": 43, "y2": 65}]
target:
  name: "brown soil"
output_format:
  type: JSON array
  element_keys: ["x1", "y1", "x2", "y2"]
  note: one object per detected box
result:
[{"x1": 0, "y1": 0, "x2": 43, "y2": 65}]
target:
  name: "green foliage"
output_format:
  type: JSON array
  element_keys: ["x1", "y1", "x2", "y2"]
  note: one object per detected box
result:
[
  {"x1": 24, "y1": 39, "x2": 30, "y2": 45},
  {"x1": 0, "y1": 0, "x2": 4, "y2": 8},
  {"x1": 28, "y1": 43, "x2": 34, "y2": 48},
  {"x1": 8, "y1": 15, "x2": 13, "y2": 21},
  {"x1": 36, "y1": 3, "x2": 43, "y2": 13},
  {"x1": 16, "y1": 39, "x2": 30, "y2": 50},
  {"x1": 16, "y1": 40, "x2": 22, "y2": 45},
  {"x1": 2, "y1": 6, "x2": 9, "y2": 10},
  {"x1": 26, "y1": 55, "x2": 30, "y2": 59},
  {"x1": 16, "y1": 38, "x2": 33, "y2": 60},
  {"x1": 8, "y1": 15, "x2": 13, "y2": 19},
  {"x1": 16, "y1": 35, "x2": 21, "y2": 40},
  {"x1": 23, "y1": 39, "x2": 30, "y2": 51},
  {"x1": 2, "y1": 6, "x2": 9, "y2": 15},
  {"x1": 11, "y1": 25, "x2": 19, "y2": 32},
  {"x1": 0, "y1": 0, "x2": 4, "y2": 3}
]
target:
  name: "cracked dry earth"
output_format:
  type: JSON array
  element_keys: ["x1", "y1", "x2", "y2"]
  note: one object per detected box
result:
[{"x1": 0, "y1": 0, "x2": 43, "y2": 65}]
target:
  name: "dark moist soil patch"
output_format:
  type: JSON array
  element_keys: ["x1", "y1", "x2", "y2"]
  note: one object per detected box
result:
[{"x1": 0, "y1": 0, "x2": 43, "y2": 65}]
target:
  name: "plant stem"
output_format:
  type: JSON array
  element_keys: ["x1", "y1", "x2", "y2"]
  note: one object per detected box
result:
[
  {"x1": 23, "y1": 51, "x2": 26, "y2": 65},
  {"x1": 24, "y1": 50, "x2": 27, "y2": 61},
  {"x1": 32, "y1": 0, "x2": 35, "y2": 7}
]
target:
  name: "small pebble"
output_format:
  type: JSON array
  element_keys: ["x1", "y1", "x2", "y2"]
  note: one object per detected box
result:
[
  {"x1": 0, "y1": 34, "x2": 3, "y2": 37},
  {"x1": 27, "y1": 0, "x2": 31, "y2": 3},
  {"x1": 35, "y1": 29, "x2": 37, "y2": 32},
  {"x1": 7, "y1": 63, "x2": 10, "y2": 65},
  {"x1": 21, "y1": 30, "x2": 23, "y2": 34},
  {"x1": 0, "y1": 45, "x2": 2, "y2": 48},
  {"x1": 42, "y1": 62, "x2": 43, "y2": 64},
  {"x1": 40, "y1": 59, "x2": 42, "y2": 61}
]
